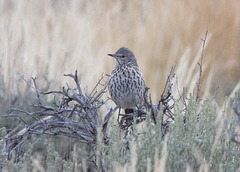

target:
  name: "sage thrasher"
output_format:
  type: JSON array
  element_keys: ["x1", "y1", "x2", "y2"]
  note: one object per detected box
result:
[{"x1": 108, "y1": 47, "x2": 145, "y2": 114}]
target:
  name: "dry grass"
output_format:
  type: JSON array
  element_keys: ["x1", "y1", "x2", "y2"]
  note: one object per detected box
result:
[{"x1": 0, "y1": 0, "x2": 239, "y2": 109}]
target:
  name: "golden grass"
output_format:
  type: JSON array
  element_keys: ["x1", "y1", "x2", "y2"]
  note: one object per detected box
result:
[{"x1": 0, "y1": 0, "x2": 239, "y2": 107}]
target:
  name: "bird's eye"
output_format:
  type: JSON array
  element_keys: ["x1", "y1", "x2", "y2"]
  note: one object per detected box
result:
[{"x1": 122, "y1": 55, "x2": 125, "y2": 58}]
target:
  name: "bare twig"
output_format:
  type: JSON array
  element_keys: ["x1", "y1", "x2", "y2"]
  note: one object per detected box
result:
[
  {"x1": 64, "y1": 70, "x2": 83, "y2": 96},
  {"x1": 159, "y1": 67, "x2": 175, "y2": 138},
  {"x1": 196, "y1": 27, "x2": 208, "y2": 103},
  {"x1": 32, "y1": 77, "x2": 42, "y2": 106}
]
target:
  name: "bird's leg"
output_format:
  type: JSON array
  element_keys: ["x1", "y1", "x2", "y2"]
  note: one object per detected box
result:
[
  {"x1": 125, "y1": 109, "x2": 134, "y2": 114},
  {"x1": 135, "y1": 105, "x2": 145, "y2": 123}
]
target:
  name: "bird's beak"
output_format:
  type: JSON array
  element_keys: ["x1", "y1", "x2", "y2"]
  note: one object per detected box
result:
[{"x1": 108, "y1": 54, "x2": 115, "y2": 57}]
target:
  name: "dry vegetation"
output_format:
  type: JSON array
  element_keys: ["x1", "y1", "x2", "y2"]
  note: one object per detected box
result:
[{"x1": 1, "y1": 0, "x2": 240, "y2": 171}]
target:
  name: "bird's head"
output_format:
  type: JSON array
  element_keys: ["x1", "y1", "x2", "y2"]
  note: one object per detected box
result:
[{"x1": 108, "y1": 47, "x2": 138, "y2": 68}]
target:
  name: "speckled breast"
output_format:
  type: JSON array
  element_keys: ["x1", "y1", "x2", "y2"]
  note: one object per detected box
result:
[{"x1": 108, "y1": 64, "x2": 145, "y2": 109}]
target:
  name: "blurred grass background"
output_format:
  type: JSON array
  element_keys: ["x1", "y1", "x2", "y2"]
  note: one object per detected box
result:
[{"x1": 0, "y1": 0, "x2": 240, "y2": 111}]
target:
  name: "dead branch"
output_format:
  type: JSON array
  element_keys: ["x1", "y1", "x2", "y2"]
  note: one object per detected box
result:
[
  {"x1": 160, "y1": 67, "x2": 175, "y2": 138},
  {"x1": 196, "y1": 27, "x2": 208, "y2": 103},
  {"x1": 1, "y1": 70, "x2": 107, "y2": 172}
]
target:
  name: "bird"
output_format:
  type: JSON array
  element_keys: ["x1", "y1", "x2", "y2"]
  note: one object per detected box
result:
[{"x1": 108, "y1": 47, "x2": 145, "y2": 115}]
